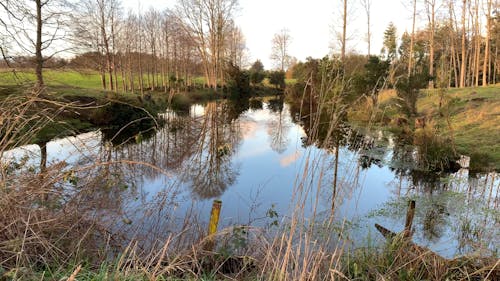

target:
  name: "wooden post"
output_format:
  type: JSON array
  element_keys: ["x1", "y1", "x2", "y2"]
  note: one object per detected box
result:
[
  {"x1": 206, "y1": 200, "x2": 222, "y2": 251},
  {"x1": 404, "y1": 200, "x2": 416, "y2": 238},
  {"x1": 208, "y1": 200, "x2": 222, "y2": 235}
]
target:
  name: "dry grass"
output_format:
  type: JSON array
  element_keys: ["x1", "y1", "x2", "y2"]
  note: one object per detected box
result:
[
  {"x1": 344, "y1": 233, "x2": 499, "y2": 280},
  {"x1": 0, "y1": 89, "x2": 109, "y2": 279}
]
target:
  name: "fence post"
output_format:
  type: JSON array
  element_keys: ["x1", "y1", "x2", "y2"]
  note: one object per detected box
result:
[{"x1": 206, "y1": 199, "x2": 222, "y2": 251}]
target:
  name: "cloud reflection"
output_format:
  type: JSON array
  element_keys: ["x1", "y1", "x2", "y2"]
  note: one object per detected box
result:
[{"x1": 280, "y1": 150, "x2": 301, "y2": 167}]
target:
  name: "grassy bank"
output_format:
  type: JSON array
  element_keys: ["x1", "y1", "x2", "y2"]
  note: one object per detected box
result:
[
  {"x1": 0, "y1": 83, "x2": 166, "y2": 145},
  {"x1": 350, "y1": 86, "x2": 500, "y2": 171},
  {"x1": 0, "y1": 69, "x2": 282, "y2": 145},
  {"x1": 419, "y1": 86, "x2": 500, "y2": 170}
]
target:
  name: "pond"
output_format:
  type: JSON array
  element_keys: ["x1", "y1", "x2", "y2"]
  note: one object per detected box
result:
[{"x1": 3, "y1": 97, "x2": 498, "y2": 259}]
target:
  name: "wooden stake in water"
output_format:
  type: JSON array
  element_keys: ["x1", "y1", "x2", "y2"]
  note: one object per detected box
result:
[{"x1": 404, "y1": 200, "x2": 416, "y2": 238}]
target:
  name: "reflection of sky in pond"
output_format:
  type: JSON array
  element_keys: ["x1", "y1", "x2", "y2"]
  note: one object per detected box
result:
[
  {"x1": 2, "y1": 101, "x2": 498, "y2": 259},
  {"x1": 3, "y1": 131, "x2": 102, "y2": 170}
]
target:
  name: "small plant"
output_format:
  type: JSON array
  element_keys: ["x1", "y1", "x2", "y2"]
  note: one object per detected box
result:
[{"x1": 266, "y1": 204, "x2": 279, "y2": 228}]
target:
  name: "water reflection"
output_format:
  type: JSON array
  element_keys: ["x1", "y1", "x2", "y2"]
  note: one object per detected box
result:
[
  {"x1": 180, "y1": 102, "x2": 241, "y2": 199},
  {"x1": 1, "y1": 99, "x2": 498, "y2": 258},
  {"x1": 266, "y1": 97, "x2": 290, "y2": 154}
]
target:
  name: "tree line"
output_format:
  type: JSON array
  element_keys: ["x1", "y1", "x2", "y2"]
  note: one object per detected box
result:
[
  {"x1": 0, "y1": 0, "x2": 246, "y2": 94},
  {"x1": 2, "y1": 0, "x2": 500, "y2": 93},
  {"x1": 339, "y1": 0, "x2": 500, "y2": 88}
]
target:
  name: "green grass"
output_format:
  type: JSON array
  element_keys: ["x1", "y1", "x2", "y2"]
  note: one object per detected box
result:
[
  {"x1": 0, "y1": 69, "x2": 171, "y2": 106},
  {"x1": 0, "y1": 69, "x2": 104, "y2": 89}
]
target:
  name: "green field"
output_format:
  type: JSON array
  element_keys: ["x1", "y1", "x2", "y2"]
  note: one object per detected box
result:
[{"x1": 0, "y1": 69, "x2": 104, "y2": 89}]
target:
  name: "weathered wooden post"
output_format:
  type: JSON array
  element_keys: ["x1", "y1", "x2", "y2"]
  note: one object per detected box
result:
[
  {"x1": 404, "y1": 200, "x2": 416, "y2": 238},
  {"x1": 206, "y1": 199, "x2": 222, "y2": 251}
]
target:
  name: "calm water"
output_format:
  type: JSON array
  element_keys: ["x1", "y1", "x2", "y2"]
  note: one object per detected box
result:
[{"x1": 3, "y1": 98, "x2": 499, "y2": 258}]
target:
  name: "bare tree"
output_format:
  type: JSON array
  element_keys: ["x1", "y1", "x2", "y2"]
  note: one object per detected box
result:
[
  {"x1": 71, "y1": 0, "x2": 121, "y2": 91},
  {"x1": 144, "y1": 7, "x2": 160, "y2": 91},
  {"x1": 331, "y1": 0, "x2": 354, "y2": 63},
  {"x1": 1, "y1": 0, "x2": 69, "y2": 90},
  {"x1": 360, "y1": 0, "x2": 372, "y2": 56},
  {"x1": 270, "y1": 28, "x2": 292, "y2": 71},
  {"x1": 176, "y1": 0, "x2": 238, "y2": 91},
  {"x1": 121, "y1": 10, "x2": 138, "y2": 92},
  {"x1": 226, "y1": 21, "x2": 247, "y2": 68},
  {"x1": 447, "y1": 0, "x2": 460, "y2": 87},
  {"x1": 341, "y1": 0, "x2": 348, "y2": 62},
  {"x1": 472, "y1": 0, "x2": 480, "y2": 87}
]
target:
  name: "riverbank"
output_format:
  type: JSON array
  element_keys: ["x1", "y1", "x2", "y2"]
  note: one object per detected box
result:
[
  {"x1": 418, "y1": 86, "x2": 500, "y2": 171},
  {"x1": 0, "y1": 70, "x2": 282, "y2": 145},
  {"x1": 349, "y1": 86, "x2": 500, "y2": 172}
]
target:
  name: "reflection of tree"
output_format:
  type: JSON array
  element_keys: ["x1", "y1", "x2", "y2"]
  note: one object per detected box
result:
[
  {"x1": 389, "y1": 135, "x2": 446, "y2": 193},
  {"x1": 267, "y1": 97, "x2": 284, "y2": 113},
  {"x1": 266, "y1": 97, "x2": 290, "y2": 154},
  {"x1": 78, "y1": 101, "x2": 244, "y2": 200},
  {"x1": 181, "y1": 102, "x2": 241, "y2": 199},
  {"x1": 348, "y1": 132, "x2": 388, "y2": 170},
  {"x1": 371, "y1": 171, "x2": 498, "y2": 255},
  {"x1": 99, "y1": 102, "x2": 157, "y2": 146},
  {"x1": 225, "y1": 98, "x2": 250, "y2": 121},
  {"x1": 422, "y1": 201, "x2": 446, "y2": 242},
  {"x1": 249, "y1": 99, "x2": 263, "y2": 110}
]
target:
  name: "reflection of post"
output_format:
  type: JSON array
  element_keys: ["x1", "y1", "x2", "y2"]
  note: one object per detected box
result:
[
  {"x1": 38, "y1": 142, "x2": 47, "y2": 173},
  {"x1": 206, "y1": 200, "x2": 222, "y2": 251},
  {"x1": 331, "y1": 140, "x2": 339, "y2": 214},
  {"x1": 37, "y1": 142, "x2": 48, "y2": 201},
  {"x1": 397, "y1": 175, "x2": 402, "y2": 197},
  {"x1": 404, "y1": 200, "x2": 416, "y2": 238}
]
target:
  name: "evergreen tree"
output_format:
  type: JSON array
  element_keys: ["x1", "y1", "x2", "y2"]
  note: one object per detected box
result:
[{"x1": 382, "y1": 22, "x2": 398, "y2": 61}]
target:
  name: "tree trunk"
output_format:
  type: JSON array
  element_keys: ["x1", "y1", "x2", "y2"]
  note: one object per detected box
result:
[
  {"x1": 427, "y1": 0, "x2": 435, "y2": 88},
  {"x1": 35, "y1": 0, "x2": 44, "y2": 90},
  {"x1": 111, "y1": 9, "x2": 118, "y2": 92},
  {"x1": 482, "y1": 0, "x2": 492, "y2": 86},
  {"x1": 361, "y1": 0, "x2": 372, "y2": 56},
  {"x1": 474, "y1": 0, "x2": 480, "y2": 87},
  {"x1": 460, "y1": 0, "x2": 467, "y2": 88},
  {"x1": 408, "y1": 0, "x2": 417, "y2": 76},
  {"x1": 341, "y1": 0, "x2": 347, "y2": 63},
  {"x1": 494, "y1": 46, "x2": 498, "y2": 84}
]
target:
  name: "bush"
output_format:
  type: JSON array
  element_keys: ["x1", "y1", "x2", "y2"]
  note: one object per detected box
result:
[
  {"x1": 250, "y1": 70, "x2": 265, "y2": 85},
  {"x1": 268, "y1": 71, "x2": 285, "y2": 89},
  {"x1": 226, "y1": 63, "x2": 251, "y2": 97},
  {"x1": 395, "y1": 72, "x2": 429, "y2": 116}
]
